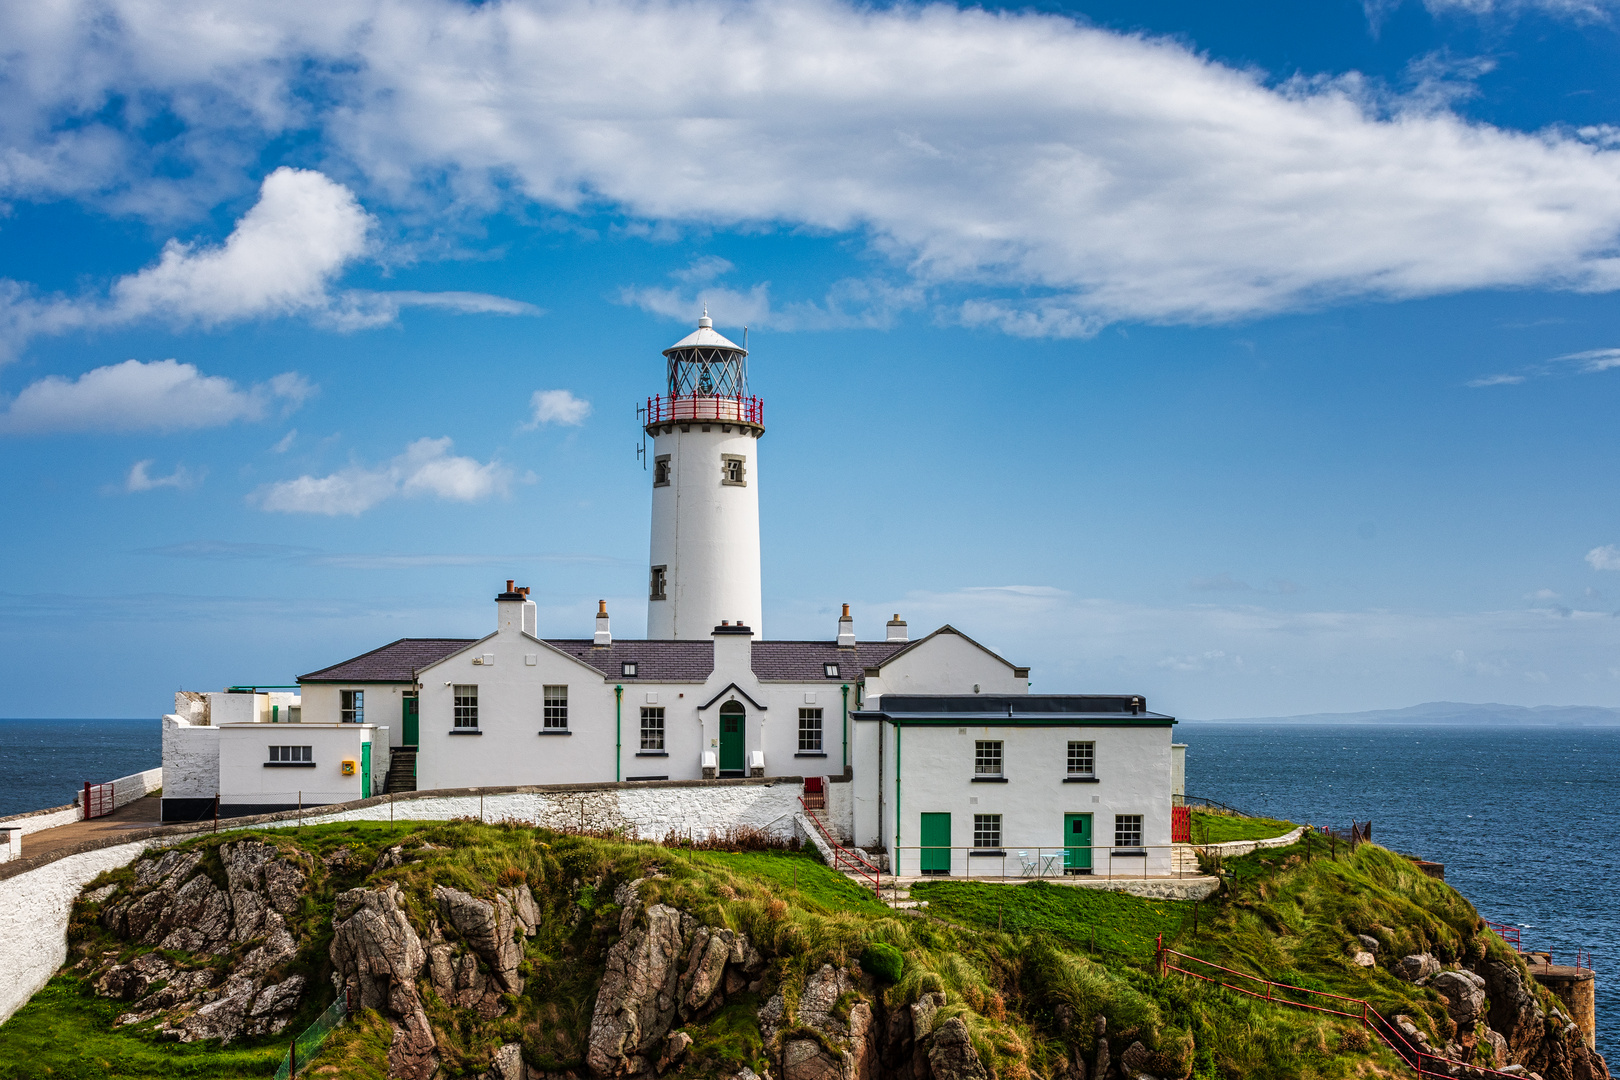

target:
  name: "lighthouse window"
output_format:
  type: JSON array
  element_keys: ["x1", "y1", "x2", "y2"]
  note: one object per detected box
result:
[
  {"x1": 650, "y1": 565, "x2": 667, "y2": 600},
  {"x1": 721, "y1": 454, "x2": 747, "y2": 486},
  {"x1": 653, "y1": 455, "x2": 670, "y2": 487}
]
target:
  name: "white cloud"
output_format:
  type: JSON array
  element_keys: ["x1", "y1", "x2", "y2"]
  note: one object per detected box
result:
[
  {"x1": 271, "y1": 429, "x2": 297, "y2": 453},
  {"x1": 124, "y1": 459, "x2": 198, "y2": 492},
  {"x1": 0, "y1": 169, "x2": 537, "y2": 356},
  {"x1": 1467, "y1": 373, "x2": 1526, "y2": 387},
  {"x1": 1588, "y1": 545, "x2": 1620, "y2": 571},
  {"x1": 0, "y1": 358, "x2": 311, "y2": 434},
  {"x1": 11, "y1": 1, "x2": 1620, "y2": 331},
  {"x1": 623, "y1": 275, "x2": 921, "y2": 332},
  {"x1": 526, "y1": 389, "x2": 591, "y2": 427},
  {"x1": 1559, "y1": 347, "x2": 1620, "y2": 373},
  {"x1": 256, "y1": 436, "x2": 512, "y2": 515}
]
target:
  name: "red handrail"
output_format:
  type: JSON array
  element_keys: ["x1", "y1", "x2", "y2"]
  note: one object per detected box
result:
[
  {"x1": 1484, "y1": 920, "x2": 1521, "y2": 951},
  {"x1": 799, "y1": 797, "x2": 881, "y2": 900},
  {"x1": 1156, "y1": 938, "x2": 1527, "y2": 1079},
  {"x1": 646, "y1": 394, "x2": 764, "y2": 427}
]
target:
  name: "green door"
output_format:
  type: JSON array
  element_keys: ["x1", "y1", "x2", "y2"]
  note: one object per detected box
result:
[
  {"x1": 1064, "y1": 813, "x2": 1093, "y2": 873},
  {"x1": 402, "y1": 694, "x2": 419, "y2": 747},
  {"x1": 360, "y1": 740, "x2": 372, "y2": 798},
  {"x1": 719, "y1": 703, "x2": 745, "y2": 775},
  {"x1": 920, "y1": 812, "x2": 952, "y2": 875}
]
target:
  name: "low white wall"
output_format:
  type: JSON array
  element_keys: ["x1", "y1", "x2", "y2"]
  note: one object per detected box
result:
[
  {"x1": 0, "y1": 804, "x2": 81, "y2": 837},
  {"x1": 249, "y1": 780, "x2": 804, "y2": 840},
  {"x1": 1196, "y1": 825, "x2": 1305, "y2": 857},
  {"x1": 109, "y1": 768, "x2": 162, "y2": 810},
  {"x1": 0, "y1": 840, "x2": 154, "y2": 1025}
]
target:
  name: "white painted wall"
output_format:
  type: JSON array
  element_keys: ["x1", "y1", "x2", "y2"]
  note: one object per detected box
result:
[
  {"x1": 298, "y1": 683, "x2": 413, "y2": 746},
  {"x1": 0, "y1": 840, "x2": 154, "y2": 1025},
  {"x1": 1171, "y1": 743, "x2": 1186, "y2": 798},
  {"x1": 886, "y1": 723, "x2": 1174, "y2": 877},
  {"x1": 207, "y1": 691, "x2": 268, "y2": 725},
  {"x1": 217, "y1": 723, "x2": 378, "y2": 809},
  {"x1": 162, "y1": 714, "x2": 220, "y2": 800},
  {"x1": 107, "y1": 768, "x2": 162, "y2": 810},
  {"x1": 647, "y1": 423, "x2": 763, "y2": 639},
  {"x1": 863, "y1": 630, "x2": 1028, "y2": 700}
]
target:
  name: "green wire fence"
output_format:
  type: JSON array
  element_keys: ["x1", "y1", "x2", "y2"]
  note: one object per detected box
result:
[{"x1": 271, "y1": 993, "x2": 348, "y2": 1080}]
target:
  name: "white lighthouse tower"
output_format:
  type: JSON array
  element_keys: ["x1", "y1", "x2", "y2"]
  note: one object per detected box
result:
[{"x1": 644, "y1": 314, "x2": 764, "y2": 639}]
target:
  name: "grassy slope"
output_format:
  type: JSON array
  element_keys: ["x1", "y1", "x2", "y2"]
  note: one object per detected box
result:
[
  {"x1": 0, "y1": 823, "x2": 1548, "y2": 1080},
  {"x1": 1188, "y1": 811, "x2": 1298, "y2": 844}
]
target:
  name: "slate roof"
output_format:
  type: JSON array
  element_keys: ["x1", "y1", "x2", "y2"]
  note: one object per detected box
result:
[
  {"x1": 749, "y1": 640, "x2": 909, "y2": 681},
  {"x1": 300, "y1": 638, "x2": 477, "y2": 682},
  {"x1": 546, "y1": 639, "x2": 717, "y2": 681}
]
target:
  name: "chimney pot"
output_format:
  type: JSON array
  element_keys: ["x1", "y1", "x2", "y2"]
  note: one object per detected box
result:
[
  {"x1": 598, "y1": 599, "x2": 607, "y2": 615},
  {"x1": 507, "y1": 579, "x2": 514, "y2": 592},
  {"x1": 842, "y1": 603, "x2": 850, "y2": 618},
  {"x1": 722, "y1": 620, "x2": 730, "y2": 626}
]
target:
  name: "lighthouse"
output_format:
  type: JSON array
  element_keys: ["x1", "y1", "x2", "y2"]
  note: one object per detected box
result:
[{"x1": 644, "y1": 314, "x2": 765, "y2": 639}]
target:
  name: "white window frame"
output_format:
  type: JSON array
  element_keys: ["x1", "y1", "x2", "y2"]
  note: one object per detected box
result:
[
  {"x1": 823, "y1": 662, "x2": 840, "y2": 678},
  {"x1": 974, "y1": 740, "x2": 1003, "y2": 776},
  {"x1": 1067, "y1": 741, "x2": 1095, "y2": 777},
  {"x1": 1114, "y1": 814, "x2": 1144, "y2": 850},
  {"x1": 542, "y1": 685, "x2": 568, "y2": 729},
  {"x1": 973, "y1": 814, "x2": 1002, "y2": 849},
  {"x1": 640, "y1": 706, "x2": 665, "y2": 751},
  {"x1": 269, "y1": 745, "x2": 313, "y2": 763},
  {"x1": 798, "y1": 708, "x2": 823, "y2": 752},
  {"x1": 453, "y1": 684, "x2": 479, "y2": 729},
  {"x1": 341, "y1": 689, "x2": 364, "y2": 724}
]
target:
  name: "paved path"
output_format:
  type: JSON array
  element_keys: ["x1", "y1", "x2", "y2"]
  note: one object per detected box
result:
[{"x1": 19, "y1": 796, "x2": 166, "y2": 862}]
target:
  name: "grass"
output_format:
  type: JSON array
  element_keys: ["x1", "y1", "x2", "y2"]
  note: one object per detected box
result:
[
  {"x1": 911, "y1": 879, "x2": 1191, "y2": 961},
  {"x1": 1188, "y1": 811, "x2": 1297, "y2": 844},
  {"x1": 0, "y1": 817, "x2": 1560, "y2": 1080}
]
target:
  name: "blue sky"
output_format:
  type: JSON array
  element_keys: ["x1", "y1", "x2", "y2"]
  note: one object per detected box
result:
[{"x1": 5, "y1": 0, "x2": 1620, "y2": 719}]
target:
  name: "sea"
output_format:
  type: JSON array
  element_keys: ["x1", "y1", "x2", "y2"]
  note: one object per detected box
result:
[
  {"x1": 1183, "y1": 722, "x2": 1617, "y2": 1064},
  {"x1": 0, "y1": 716, "x2": 1612, "y2": 1061}
]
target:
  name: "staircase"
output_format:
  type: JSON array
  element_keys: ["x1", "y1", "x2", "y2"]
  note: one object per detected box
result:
[
  {"x1": 879, "y1": 882, "x2": 927, "y2": 910},
  {"x1": 384, "y1": 750, "x2": 417, "y2": 794}
]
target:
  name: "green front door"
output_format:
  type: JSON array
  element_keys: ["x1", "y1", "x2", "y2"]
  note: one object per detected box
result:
[
  {"x1": 402, "y1": 694, "x2": 419, "y2": 747},
  {"x1": 1064, "y1": 813, "x2": 1093, "y2": 873},
  {"x1": 719, "y1": 703, "x2": 745, "y2": 775},
  {"x1": 920, "y1": 812, "x2": 952, "y2": 875},
  {"x1": 360, "y1": 740, "x2": 372, "y2": 798}
]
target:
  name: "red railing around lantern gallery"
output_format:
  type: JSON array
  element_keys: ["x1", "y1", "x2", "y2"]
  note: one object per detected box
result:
[{"x1": 646, "y1": 394, "x2": 764, "y2": 427}]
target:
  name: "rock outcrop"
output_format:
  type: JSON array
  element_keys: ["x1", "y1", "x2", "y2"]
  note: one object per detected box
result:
[
  {"x1": 83, "y1": 841, "x2": 311, "y2": 1043},
  {"x1": 331, "y1": 884, "x2": 438, "y2": 1080}
]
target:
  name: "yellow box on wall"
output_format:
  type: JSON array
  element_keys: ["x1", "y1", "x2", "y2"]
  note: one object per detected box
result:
[{"x1": 341, "y1": 760, "x2": 357, "y2": 775}]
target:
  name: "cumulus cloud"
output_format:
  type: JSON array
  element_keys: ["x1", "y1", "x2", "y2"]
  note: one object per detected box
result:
[
  {"x1": 9, "y1": 1, "x2": 1620, "y2": 332},
  {"x1": 1588, "y1": 545, "x2": 1620, "y2": 571},
  {"x1": 0, "y1": 359, "x2": 312, "y2": 434},
  {"x1": 623, "y1": 268, "x2": 921, "y2": 331},
  {"x1": 0, "y1": 168, "x2": 536, "y2": 356},
  {"x1": 256, "y1": 437, "x2": 512, "y2": 515},
  {"x1": 526, "y1": 389, "x2": 591, "y2": 427},
  {"x1": 124, "y1": 459, "x2": 199, "y2": 492}
]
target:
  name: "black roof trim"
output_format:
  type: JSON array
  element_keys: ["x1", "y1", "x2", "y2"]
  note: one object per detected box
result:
[{"x1": 698, "y1": 682, "x2": 770, "y2": 712}]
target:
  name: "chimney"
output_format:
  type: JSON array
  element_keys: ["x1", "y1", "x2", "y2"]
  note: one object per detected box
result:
[
  {"x1": 595, "y1": 600, "x2": 612, "y2": 646},
  {"x1": 886, "y1": 613, "x2": 908, "y2": 643},
  {"x1": 496, "y1": 580, "x2": 535, "y2": 635},
  {"x1": 837, "y1": 603, "x2": 856, "y2": 648}
]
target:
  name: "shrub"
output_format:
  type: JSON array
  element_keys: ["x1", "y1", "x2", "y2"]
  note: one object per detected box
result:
[{"x1": 861, "y1": 942, "x2": 904, "y2": 983}]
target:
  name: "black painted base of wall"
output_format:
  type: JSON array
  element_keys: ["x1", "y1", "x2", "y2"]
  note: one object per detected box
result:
[
  {"x1": 160, "y1": 797, "x2": 216, "y2": 823},
  {"x1": 218, "y1": 803, "x2": 331, "y2": 819}
]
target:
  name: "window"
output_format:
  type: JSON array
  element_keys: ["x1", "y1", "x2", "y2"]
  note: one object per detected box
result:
[
  {"x1": 341, "y1": 689, "x2": 364, "y2": 724},
  {"x1": 453, "y1": 685, "x2": 479, "y2": 728},
  {"x1": 1114, "y1": 814, "x2": 1144, "y2": 850},
  {"x1": 1067, "y1": 741, "x2": 1095, "y2": 777},
  {"x1": 640, "y1": 707, "x2": 665, "y2": 751},
  {"x1": 823, "y1": 662, "x2": 840, "y2": 678},
  {"x1": 974, "y1": 740, "x2": 1003, "y2": 776},
  {"x1": 721, "y1": 454, "x2": 747, "y2": 486},
  {"x1": 269, "y1": 745, "x2": 312, "y2": 763},
  {"x1": 798, "y1": 708, "x2": 823, "y2": 752},
  {"x1": 622, "y1": 661, "x2": 638, "y2": 677},
  {"x1": 653, "y1": 455, "x2": 671, "y2": 487},
  {"x1": 650, "y1": 565, "x2": 667, "y2": 601},
  {"x1": 973, "y1": 814, "x2": 1002, "y2": 849},
  {"x1": 543, "y1": 685, "x2": 568, "y2": 729}
]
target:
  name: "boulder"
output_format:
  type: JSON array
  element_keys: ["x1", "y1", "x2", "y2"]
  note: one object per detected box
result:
[
  {"x1": 1351, "y1": 951, "x2": 1376, "y2": 968},
  {"x1": 658, "y1": 1031, "x2": 693, "y2": 1072},
  {"x1": 927, "y1": 1017, "x2": 988, "y2": 1080},
  {"x1": 435, "y1": 886, "x2": 525, "y2": 995},
  {"x1": 1356, "y1": 934, "x2": 1380, "y2": 954},
  {"x1": 784, "y1": 965, "x2": 876, "y2": 1080},
  {"x1": 330, "y1": 885, "x2": 437, "y2": 1080},
  {"x1": 679, "y1": 926, "x2": 737, "y2": 1018},
  {"x1": 1092, "y1": 1015, "x2": 1110, "y2": 1080},
  {"x1": 1479, "y1": 1027, "x2": 1511, "y2": 1069},
  {"x1": 485, "y1": 1042, "x2": 526, "y2": 1080},
  {"x1": 1482, "y1": 959, "x2": 1545, "y2": 1064},
  {"x1": 501, "y1": 885, "x2": 541, "y2": 937},
  {"x1": 1432, "y1": 969, "x2": 1488, "y2": 1029},
  {"x1": 1396, "y1": 954, "x2": 1441, "y2": 983},
  {"x1": 1119, "y1": 1041, "x2": 1162, "y2": 1080},
  {"x1": 585, "y1": 880, "x2": 693, "y2": 1076},
  {"x1": 912, "y1": 992, "x2": 946, "y2": 1041}
]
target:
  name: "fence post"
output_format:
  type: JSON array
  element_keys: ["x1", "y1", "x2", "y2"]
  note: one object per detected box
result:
[{"x1": 213, "y1": 793, "x2": 218, "y2": 833}]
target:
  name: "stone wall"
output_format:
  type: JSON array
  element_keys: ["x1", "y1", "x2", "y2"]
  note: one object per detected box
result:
[{"x1": 0, "y1": 840, "x2": 155, "y2": 1025}]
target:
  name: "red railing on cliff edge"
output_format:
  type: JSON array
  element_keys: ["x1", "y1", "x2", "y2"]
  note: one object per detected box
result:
[
  {"x1": 798, "y1": 796, "x2": 881, "y2": 900},
  {"x1": 1155, "y1": 937, "x2": 1526, "y2": 1079}
]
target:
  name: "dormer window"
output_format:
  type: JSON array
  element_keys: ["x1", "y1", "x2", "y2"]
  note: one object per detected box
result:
[
  {"x1": 823, "y1": 663, "x2": 840, "y2": 678},
  {"x1": 622, "y1": 661, "x2": 638, "y2": 677}
]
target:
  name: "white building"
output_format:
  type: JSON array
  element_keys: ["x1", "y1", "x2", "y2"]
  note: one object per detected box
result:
[{"x1": 161, "y1": 316, "x2": 1183, "y2": 873}]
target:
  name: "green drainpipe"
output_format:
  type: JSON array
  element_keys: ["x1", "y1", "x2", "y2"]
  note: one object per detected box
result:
[
  {"x1": 614, "y1": 685, "x2": 623, "y2": 782},
  {"x1": 840, "y1": 684, "x2": 850, "y2": 773},
  {"x1": 893, "y1": 724, "x2": 902, "y2": 871}
]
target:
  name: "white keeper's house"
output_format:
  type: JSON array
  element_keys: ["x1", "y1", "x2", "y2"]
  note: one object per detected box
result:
[{"x1": 160, "y1": 316, "x2": 1185, "y2": 876}]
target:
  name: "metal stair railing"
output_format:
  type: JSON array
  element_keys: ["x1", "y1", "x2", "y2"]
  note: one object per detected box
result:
[{"x1": 798, "y1": 797, "x2": 881, "y2": 900}]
